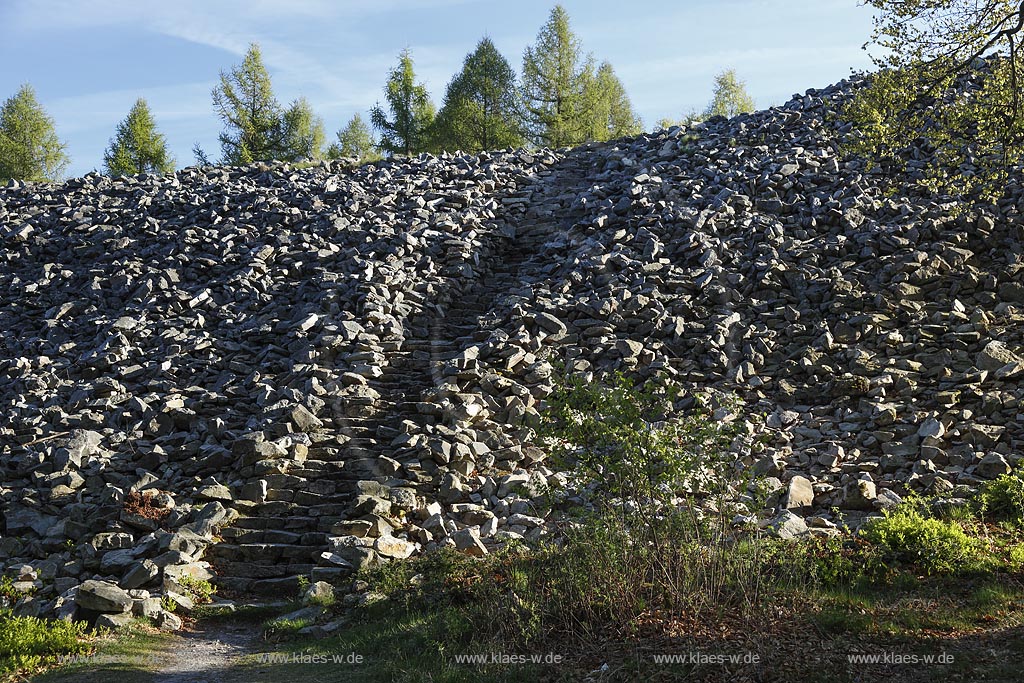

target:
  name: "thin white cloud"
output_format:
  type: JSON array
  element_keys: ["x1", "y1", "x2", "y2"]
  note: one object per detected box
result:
[{"x1": 48, "y1": 82, "x2": 216, "y2": 134}]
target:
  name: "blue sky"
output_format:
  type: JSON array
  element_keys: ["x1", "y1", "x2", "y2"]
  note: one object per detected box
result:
[{"x1": 0, "y1": 0, "x2": 877, "y2": 177}]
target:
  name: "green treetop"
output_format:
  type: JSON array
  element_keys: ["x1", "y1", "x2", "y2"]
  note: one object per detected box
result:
[
  {"x1": 435, "y1": 37, "x2": 524, "y2": 152},
  {"x1": 370, "y1": 49, "x2": 436, "y2": 156},
  {"x1": 281, "y1": 97, "x2": 326, "y2": 162},
  {"x1": 846, "y1": 0, "x2": 1024, "y2": 198},
  {"x1": 211, "y1": 43, "x2": 285, "y2": 164},
  {"x1": 585, "y1": 61, "x2": 643, "y2": 141},
  {"x1": 704, "y1": 69, "x2": 755, "y2": 119},
  {"x1": 520, "y1": 5, "x2": 594, "y2": 148},
  {"x1": 0, "y1": 84, "x2": 69, "y2": 183},
  {"x1": 327, "y1": 113, "x2": 381, "y2": 162},
  {"x1": 103, "y1": 98, "x2": 174, "y2": 176}
]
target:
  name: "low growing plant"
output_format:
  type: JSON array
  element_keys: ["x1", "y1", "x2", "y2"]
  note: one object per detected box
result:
[
  {"x1": 977, "y1": 465, "x2": 1024, "y2": 527},
  {"x1": 177, "y1": 576, "x2": 216, "y2": 605},
  {"x1": 861, "y1": 502, "x2": 982, "y2": 575},
  {"x1": 0, "y1": 609, "x2": 90, "y2": 673}
]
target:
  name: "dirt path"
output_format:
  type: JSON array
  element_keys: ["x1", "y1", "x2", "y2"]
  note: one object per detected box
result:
[{"x1": 152, "y1": 621, "x2": 262, "y2": 683}]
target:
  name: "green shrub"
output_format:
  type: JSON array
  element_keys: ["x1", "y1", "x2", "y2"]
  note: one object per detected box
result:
[
  {"x1": 0, "y1": 609, "x2": 90, "y2": 673},
  {"x1": 0, "y1": 576, "x2": 20, "y2": 605},
  {"x1": 1008, "y1": 543, "x2": 1024, "y2": 572},
  {"x1": 977, "y1": 465, "x2": 1024, "y2": 527},
  {"x1": 177, "y1": 576, "x2": 216, "y2": 605},
  {"x1": 793, "y1": 536, "x2": 885, "y2": 587},
  {"x1": 861, "y1": 504, "x2": 981, "y2": 574}
]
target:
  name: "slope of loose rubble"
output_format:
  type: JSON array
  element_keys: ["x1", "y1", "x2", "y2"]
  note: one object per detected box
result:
[{"x1": 3, "y1": 73, "x2": 1024, "y2": 625}]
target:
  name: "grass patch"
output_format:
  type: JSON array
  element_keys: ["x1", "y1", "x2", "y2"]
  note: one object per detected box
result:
[{"x1": 23, "y1": 622, "x2": 170, "y2": 683}]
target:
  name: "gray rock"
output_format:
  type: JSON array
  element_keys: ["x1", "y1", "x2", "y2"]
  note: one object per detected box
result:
[
  {"x1": 767, "y1": 511, "x2": 809, "y2": 540},
  {"x1": 302, "y1": 581, "x2": 335, "y2": 605},
  {"x1": 783, "y1": 476, "x2": 815, "y2": 510},
  {"x1": 290, "y1": 405, "x2": 323, "y2": 432},
  {"x1": 978, "y1": 341, "x2": 1022, "y2": 372},
  {"x1": 976, "y1": 452, "x2": 1012, "y2": 479},
  {"x1": 452, "y1": 527, "x2": 488, "y2": 556},
  {"x1": 96, "y1": 612, "x2": 134, "y2": 629},
  {"x1": 77, "y1": 580, "x2": 132, "y2": 613}
]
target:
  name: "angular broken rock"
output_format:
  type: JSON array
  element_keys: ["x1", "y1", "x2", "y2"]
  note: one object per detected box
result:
[
  {"x1": 373, "y1": 535, "x2": 416, "y2": 560},
  {"x1": 783, "y1": 476, "x2": 814, "y2": 510},
  {"x1": 977, "y1": 341, "x2": 1023, "y2": 372},
  {"x1": 290, "y1": 404, "x2": 323, "y2": 432},
  {"x1": 76, "y1": 580, "x2": 132, "y2": 613},
  {"x1": 976, "y1": 453, "x2": 1012, "y2": 479},
  {"x1": 452, "y1": 527, "x2": 488, "y2": 556},
  {"x1": 767, "y1": 511, "x2": 809, "y2": 540}
]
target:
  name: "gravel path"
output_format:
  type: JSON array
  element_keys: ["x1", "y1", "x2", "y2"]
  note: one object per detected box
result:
[{"x1": 153, "y1": 621, "x2": 261, "y2": 683}]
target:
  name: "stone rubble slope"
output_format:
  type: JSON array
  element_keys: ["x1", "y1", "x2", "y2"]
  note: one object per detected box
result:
[{"x1": 3, "y1": 72, "x2": 1024, "y2": 624}]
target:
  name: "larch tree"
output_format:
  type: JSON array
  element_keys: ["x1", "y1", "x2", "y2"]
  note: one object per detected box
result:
[
  {"x1": 585, "y1": 61, "x2": 643, "y2": 141},
  {"x1": 434, "y1": 37, "x2": 524, "y2": 152},
  {"x1": 370, "y1": 49, "x2": 436, "y2": 156},
  {"x1": 847, "y1": 0, "x2": 1024, "y2": 198},
  {"x1": 211, "y1": 43, "x2": 285, "y2": 164},
  {"x1": 520, "y1": 5, "x2": 594, "y2": 148},
  {"x1": 0, "y1": 84, "x2": 69, "y2": 183},
  {"x1": 281, "y1": 97, "x2": 326, "y2": 162},
  {"x1": 327, "y1": 113, "x2": 380, "y2": 161},
  {"x1": 704, "y1": 69, "x2": 755, "y2": 120},
  {"x1": 103, "y1": 98, "x2": 174, "y2": 176}
]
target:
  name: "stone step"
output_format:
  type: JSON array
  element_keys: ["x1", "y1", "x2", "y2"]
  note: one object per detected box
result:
[
  {"x1": 213, "y1": 561, "x2": 316, "y2": 580},
  {"x1": 232, "y1": 516, "x2": 320, "y2": 532},
  {"x1": 207, "y1": 542, "x2": 321, "y2": 565},
  {"x1": 219, "y1": 528, "x2": 326, "y2": 545}
]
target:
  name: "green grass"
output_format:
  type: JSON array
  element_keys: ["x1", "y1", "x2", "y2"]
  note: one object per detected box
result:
[
  {"x1": 232, "y1": 600, "x2": 536, "y2": 683},
  {"x1": 27, "y1": 623, "x2": 171, "y2": 683}
]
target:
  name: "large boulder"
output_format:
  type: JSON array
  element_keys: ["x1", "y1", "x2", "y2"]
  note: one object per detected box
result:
[{"x1": 76, "y1": 580, "x2": 132, "y2": 613}]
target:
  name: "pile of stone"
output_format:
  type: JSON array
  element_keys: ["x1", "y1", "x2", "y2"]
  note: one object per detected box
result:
[{"x1": 3, "y1": 68, "x2": 1024, "y2": 623}]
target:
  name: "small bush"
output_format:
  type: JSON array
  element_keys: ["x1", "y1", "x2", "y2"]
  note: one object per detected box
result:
[
  {"x1": 861, "y1": 504, "x2": 981, "y2": 574},
  {"x1": 0, "y1": 576, "x2": 21, "y2": 605},
  {"x1": 178, "y1": 576, "x2": 216, "y2": 605},
  {"x1": 1008, "y1": 544, "x2": 1024, "y2": 572},
  {"x1": 977, "y1": 465, "x2": 1024, "y2": 527},
  {"x1": 0, "y1": 609, "x2": 90, "y2": 673},
  {"x1": 794, "y1": 536, "x2": 885, "y2": 587}
]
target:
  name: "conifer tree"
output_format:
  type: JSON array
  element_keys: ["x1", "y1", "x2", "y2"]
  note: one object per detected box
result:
[
  {"x1": 0, "y1": 84, "x2": 69, "y2": 182},
  {"x1": 211, "y1": 43, "x2": 285, "y2": 164},
  {"x1": 370, "y1": 49, "x2": 436, "y2": 156},
  {"x1": 281, "y1": 97, "x2": 326, "y2": 162},
  {"x1": 103, "y1": 98, "x2": 174, "y2": 175},
  {"x1": 435, "y1": 37, "x2": 523, "y2": 152},
  {"x1": 585, "y1": 61, "x2": 643, "y2": 141},
  {"x1": 520, "y1": 5, "x2": 593, "y2": 148},
  {"x1": 326, "y1": 113, "x2": 380, "y2": 161}
]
